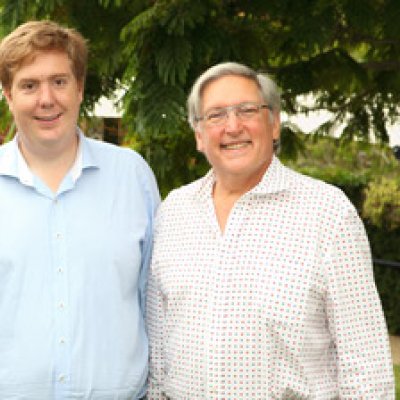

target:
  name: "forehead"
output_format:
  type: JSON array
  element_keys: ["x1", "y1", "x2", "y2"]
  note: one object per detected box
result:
[
  {"x1": 201, "y1": 75, "x2": 261, "y2": 110},
  {"x1": 12, "y1": 50, "x2": 73, "y2": 81}
]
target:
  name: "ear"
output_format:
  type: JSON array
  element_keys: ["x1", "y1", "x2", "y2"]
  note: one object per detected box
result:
[
  {"x1": 77, "y1": 80, "x2": 84, "y2": 104},
  {"x1": 271, "y1": 111, "x2": 281, "y2": 141},
  {"x1": 194, "y1": 128, "x2": 204, "y2": 153},
  {"x1": 3, "y1": 88, "x2": 14, "y2": 113}
]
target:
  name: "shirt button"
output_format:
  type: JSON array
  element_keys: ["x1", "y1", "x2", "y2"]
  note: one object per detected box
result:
[
  {"x1": 59, "y1": 337, "x2": 66, "y2": 345},
  {"x1": 58, "y1": 302, "x2": 65, "y2": 310},
  {"x1": 56, "y1": 233, "x2": 62, "y2": 239},
  {"x1": 58, "y1": 374, "x2": 66, "y2": 383},
  {"x1": 58, "y1": 267, "x2": 64, "y2": 274}
]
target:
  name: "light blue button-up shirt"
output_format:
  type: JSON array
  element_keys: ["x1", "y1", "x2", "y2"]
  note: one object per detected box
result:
[{"x1": 0, "y1": 130, "x2": 160, "y2": 399}]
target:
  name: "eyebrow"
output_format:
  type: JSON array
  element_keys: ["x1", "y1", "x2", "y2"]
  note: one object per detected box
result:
[{"x1": 17, "y1": 73, "x2": 71, "y2": 82}]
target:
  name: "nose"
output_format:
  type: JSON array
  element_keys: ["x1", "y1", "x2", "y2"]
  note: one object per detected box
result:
[
  {"x1": 224, "y1": 109, "x2": 242, "y2": 133},
  {"x1": 38, "y1": 83, "x2": 55, "y2": 108}
]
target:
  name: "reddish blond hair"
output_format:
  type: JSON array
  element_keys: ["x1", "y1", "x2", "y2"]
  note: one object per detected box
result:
[{"x1": 0, "y1": 20, "x2": 87, "y2": 90}]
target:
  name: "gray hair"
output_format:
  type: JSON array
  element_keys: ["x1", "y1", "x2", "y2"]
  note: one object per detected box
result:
[{"x1": 187, "y1": 62, "x2": 281, "y2": 130}]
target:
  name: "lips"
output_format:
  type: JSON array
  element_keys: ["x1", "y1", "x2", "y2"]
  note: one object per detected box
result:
[
  {"x1": 34, "y1": 113, "x2": 62, "y2": 122},
  {"x1": 221, "y1": 140, "x2": 251, "y2": 150}
]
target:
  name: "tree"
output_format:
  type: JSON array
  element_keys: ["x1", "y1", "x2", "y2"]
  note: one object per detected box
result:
[
  {"x1": 1, "y1": 0, "x2": 400, "y2": 190},
  {"x1": 363, "y1": 177, "x2": 400, "y2": 230}
]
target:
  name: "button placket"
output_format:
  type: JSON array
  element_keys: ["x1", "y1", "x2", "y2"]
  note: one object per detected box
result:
[
  {"x1": 206, "y1": 233, "x2": 230, "y2": 399},
  {"x1": 51, "y1": 196, "x2": 70, "y2": 387},
  {"x1": 207, "y1": 204, "x2": 244, "y2": 399}
]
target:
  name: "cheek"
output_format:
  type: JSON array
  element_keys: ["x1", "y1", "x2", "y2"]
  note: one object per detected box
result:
[
  {"x1": 195, "y1": 128, "x2": 223, "y2": 154},
  {"x1": 7, "y1": 99, "x2": 29, "y2": 117},
  {"x1": 8, "y1": 91, "x2": 37, "y2": 112}
]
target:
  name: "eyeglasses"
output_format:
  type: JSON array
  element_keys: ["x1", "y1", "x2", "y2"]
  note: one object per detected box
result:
[{"x1": 196, "y1": 102, "x2": 271, "y2": 127}]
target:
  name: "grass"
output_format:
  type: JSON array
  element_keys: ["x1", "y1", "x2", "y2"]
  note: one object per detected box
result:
[{"x1": 395, "y1": 365, "x2": 400, "y2": 399}]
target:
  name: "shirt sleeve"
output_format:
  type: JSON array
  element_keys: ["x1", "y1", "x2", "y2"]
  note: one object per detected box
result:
[
  {"x1": 325, "y1": 202, "x2": 395, "y2": 399},
  {"x1": 138, "y1": 161, "x2": 161, "y2": 319},
  {"x1": 146, "y1": 259, "x2": 168, "y2": 399},
  {"x1": 146, "y1": 205, "x2": 168, "y2": 400}
]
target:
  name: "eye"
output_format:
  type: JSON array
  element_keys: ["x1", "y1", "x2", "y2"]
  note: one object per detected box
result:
[
  {"x1": 53, "y1": 77, "x2": 68, "y2": 87},
  {"x1": 205, "y1": 109, "x2": 226, "y2": 122},
  {"x1": 237, "y1": 104, "x2": 258, "y2": 118},
  {"x1": 20, "y1": 81, "x2": 37, "y2": 92}
]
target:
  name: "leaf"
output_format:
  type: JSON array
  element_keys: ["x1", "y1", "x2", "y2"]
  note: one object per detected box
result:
[{"x1": 155, "y1": 36, "x2": 192, "y2": 85}]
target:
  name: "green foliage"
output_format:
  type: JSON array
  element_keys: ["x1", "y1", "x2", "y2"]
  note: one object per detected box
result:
[
  {"x1": 285, "y1": 135, "x2": 397, "y2": 202},
  {"x1": 0, "y1": 98, "x2": 15, "y2": 143},
  {"x1": 122, "y1": 125, "x2": 208, "y2": 198},
  {"x1": 3, "y1": 0, "x2": 400, "y2": 179},
  {"x1": 395, "y1": 365, "x2": 400, "y2": 398},
  {"x1": 369, "y1": 225, "x2": 400, "y2": 335},
  {"x1": 362, "y1": 173, "x2": 400, "y2": 335},
  {"x1": 363, "y1": 177, "x2": 400, "y2": 230},
  {"x1": 278, "y1": 123, "x2": 306, "y2": 162},
  {"x1": 1, "y1": 0, "x2": 400, "y2": 134}
]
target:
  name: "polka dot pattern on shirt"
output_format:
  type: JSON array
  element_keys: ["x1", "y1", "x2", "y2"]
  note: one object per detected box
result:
[{"x1": 146, "y1": 156, "x2": 394, "y2": 400}]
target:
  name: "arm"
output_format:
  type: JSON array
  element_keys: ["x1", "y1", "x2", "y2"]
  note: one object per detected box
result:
[
  {"x1": 136, "y1": 161, "x2": 161, "y2": 399},
  {"x1": 146, "y1": 257, "x2": 168, "y2": 400},
  {"x1": 325, "y1": 203, "x2": 395, "y2": 399},
  {"x1": 145, "y1": 200, "x2": 168, "y2": 400},
  {"x1": 138, "y1": 161, "x2": 161, "y2": 319}
]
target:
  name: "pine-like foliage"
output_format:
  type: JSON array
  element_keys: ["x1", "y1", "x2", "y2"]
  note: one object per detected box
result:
[{"x1": 2, "y1": 0, "x2": 400, "y2": 189}]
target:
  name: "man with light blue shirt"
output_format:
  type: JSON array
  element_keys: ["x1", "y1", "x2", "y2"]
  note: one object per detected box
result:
[{"x1": 0, "y1": 20, "x2": 160, "y2": 399}]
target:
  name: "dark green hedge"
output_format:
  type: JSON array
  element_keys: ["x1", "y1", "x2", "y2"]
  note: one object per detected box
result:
[{"x1": 368, "y1": 225, "x2": 400, "y2": 335}]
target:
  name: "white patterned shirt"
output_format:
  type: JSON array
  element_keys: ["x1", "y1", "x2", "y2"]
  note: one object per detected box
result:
[{"x1": 146, "y1": 156, "x2": 394, "y2": 399}]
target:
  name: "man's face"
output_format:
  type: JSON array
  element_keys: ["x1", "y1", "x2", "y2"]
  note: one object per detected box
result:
[
  {"x1": 4, "y1": 50, "x2": 83, "y2": 154},
  {"x1": 195, "y1": 75, "x2": 280, "y2": 189}
]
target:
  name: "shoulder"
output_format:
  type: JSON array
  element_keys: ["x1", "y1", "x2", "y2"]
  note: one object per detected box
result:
[
  {"x1": 83, "y1": 136, "x2": 160, "y2": 204},
  {"x1": 84, "y1": 136, "x2": 156, "y2": 180},
  {"x1": 0, "y1": 140, "x2": 14, "y2": 156},
  {"x1": 163, "y1": 175, "x2": 207, "y2": 206},
  {"x1": 282, "y1": 165, "x2": 357, "y2": 220},
  {"x1": 0, "y1": 140, "x2": 18, "y2": 175},
  {"x1": 155, "y1": 175, "x2": 207, "y2": 222},
  {"x1": 85, "y1": 136, "x2": 147, "y2": 165},
  {"x1": 287, "y1": 166, "x2": 350, "y2": 201}
]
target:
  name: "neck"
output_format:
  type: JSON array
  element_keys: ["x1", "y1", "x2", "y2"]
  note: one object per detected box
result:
[
  {"x1": 18, "y1": 135, "x2": 79, "y2": 193},
  {"x1": 212, "y1": 179, "x2": 250, "y2": 233},
  {"x1": 212, "y1": 160, "x2": 272, "y2": 232}
]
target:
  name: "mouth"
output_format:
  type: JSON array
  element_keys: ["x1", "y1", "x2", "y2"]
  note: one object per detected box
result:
[
  {"x1": 34, "y1": 113, "x2": 62, "y2": 122},
  {"x1": 221, "y1": 140, "x2": 251, "y2": 150}
]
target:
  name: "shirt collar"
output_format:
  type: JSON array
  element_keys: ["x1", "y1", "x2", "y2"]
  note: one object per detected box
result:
[
  {"x1": 72, "y1": 128, "x2": 99, "y2": 180},
  {"x1": 195, "y1": 155, "x2": 290, "y2": 201},
  {"x1": 251, "y1": 155, "x2": 290, "y2": 195},
  {"x1": 78, "y1": 128, "x2": 99, "y2": 170},
  {"x1": 0, "y1": 136, "x2": 22, "y2": 180},
  {"x1": 16, "y1": 142, "x2": 33, "y2": 185},
  {"x1": 0, "y1": 127, "x2": 99, "y2": 184}
]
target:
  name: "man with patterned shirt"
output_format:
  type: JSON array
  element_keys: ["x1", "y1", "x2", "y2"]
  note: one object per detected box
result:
[{"x1": 146, "y1": 62, "x2": 394, "y2": 399}]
